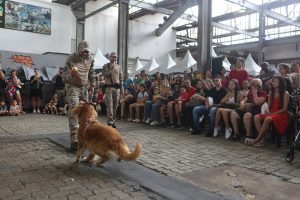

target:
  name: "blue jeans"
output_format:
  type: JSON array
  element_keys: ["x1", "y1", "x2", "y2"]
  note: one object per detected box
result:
[
  {"x1": 151, "y1": 101, "x2": 163, "y2": 121},
  {"x1": 144, "y1": 101, "x2": 153, "y2": 119},
  {"x1": 192, "y1": 106, "x2": 218, "y2": 131}
]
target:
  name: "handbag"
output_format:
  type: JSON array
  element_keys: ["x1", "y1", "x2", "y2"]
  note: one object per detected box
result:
[
  {"x1": 220, "y1": 102, "x2": 240, "y2": 109},
  {"x1": 240, "y1": 103, "x2": 256, "y2": 112}
]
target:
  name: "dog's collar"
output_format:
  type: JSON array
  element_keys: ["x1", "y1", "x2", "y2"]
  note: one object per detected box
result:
[{"x1": 81, "y1": 118, "x2": 97, "y2": 139}]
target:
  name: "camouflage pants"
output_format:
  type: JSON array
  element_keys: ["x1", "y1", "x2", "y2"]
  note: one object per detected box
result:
[
  {"x1": 66, "y1": 84, "x2": 88, "y2": 142},
  {"x1": 105, "y1": 87, "x2": 120, "y2": 119}
]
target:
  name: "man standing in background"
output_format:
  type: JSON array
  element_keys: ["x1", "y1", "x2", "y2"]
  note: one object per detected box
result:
[
  {"x1": 63, "y1": 40, "x2": 95, "y2": 151},
  {"x1": 52, "y1": 67, "x2": 65, "y2": 101},
  {"x1": 103, "y1": 52, "x2": 123, "y2": 128}
]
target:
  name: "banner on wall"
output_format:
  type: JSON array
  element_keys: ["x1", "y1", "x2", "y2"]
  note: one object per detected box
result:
[
  {"x1": 3, "y1": 0, "x2": 51, "y2": 34},
  {"x1": 0, "y1": 0, "x2": 4, "y2": 28}
]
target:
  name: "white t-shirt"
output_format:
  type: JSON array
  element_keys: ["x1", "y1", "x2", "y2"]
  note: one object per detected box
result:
[
  {"x1": 289, "y1": 73, "x2": 300, "y2": 88},
  {"x1": 10, "y1": 105, "x2": 19, "y2": 112},
  {"x1": 137, "y1": 92, "x2": 148, "y2": 100}
]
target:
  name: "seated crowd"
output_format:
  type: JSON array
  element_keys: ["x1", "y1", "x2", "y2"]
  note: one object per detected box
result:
[
  {"x1": 119, "y1": 59, "x2": 300, "y2": 147},
  {"x1": 1, "y1": 58, "x2": 300, "y2": 148}
]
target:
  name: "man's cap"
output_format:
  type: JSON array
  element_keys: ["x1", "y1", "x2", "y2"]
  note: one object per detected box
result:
[
  {"x1": 78, "y1": 40, "x2": 90, "y2": 52},
  {"x1": 110, "y1": 52, "x2": 118, "y2": 58},
  {"x1": 261, "y1": 62, "x2": 269, "y2": 67}
]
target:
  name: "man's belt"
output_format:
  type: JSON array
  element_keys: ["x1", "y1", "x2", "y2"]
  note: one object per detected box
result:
[{"x1": 104, "y1": 83, "x2": 121, "y2": 89}]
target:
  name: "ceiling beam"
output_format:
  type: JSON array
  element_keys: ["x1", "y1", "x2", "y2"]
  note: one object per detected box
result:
[
  {"x1": 71, "y1": 0, "x2": 90, "y2": 10},
  {"x1": 77, "y1": 1, "x2": 118, "y2": 21},
  {"x1": 212, "y1": 21, "x2": 258, "y2": 37},
  {"x1": 174, "y1": 0, "x2": 300, "y2": 31},
  {"x1": 226, "y1": 0, "x2": 300, "y2": 28},
  {"x1": 126, "y1": 0, "x2": 257, "y2": 37},
  {"x1": 155, "y1": 0, "x2": 197, "y2": 36},
  {"x1": 177, "y1": 35, "x2": 197, "y2": 42},
  {"x1": 215, "y1": 35, "x2": 300, "y2": 51}
]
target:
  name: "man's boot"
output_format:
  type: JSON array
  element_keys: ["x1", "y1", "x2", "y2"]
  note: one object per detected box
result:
[
  {"x1": 70, "y1": 132, "x2": 78, "y2": 152},
  {"x1": 107, "y1": 118, "x2": 116, "y2": 128}
]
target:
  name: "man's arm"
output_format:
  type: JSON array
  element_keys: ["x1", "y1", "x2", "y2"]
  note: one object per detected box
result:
[
  {"x1": 102, "y1": 64, "x2": 111, "y2": 79},
  {"x1": 119, "y1": 66, "x2": 124, "y2": 95},
  {"x1": 62, "y1": 57, "x2": 73, "y2": 84},
  {"x1": 88, "y1": 60, "x2": 96, "y2": 87}
]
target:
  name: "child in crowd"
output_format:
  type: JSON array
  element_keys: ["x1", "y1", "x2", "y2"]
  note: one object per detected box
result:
[
  {"x1": 57, "y1": 95, "x2": 67, "y2": 115},
  {"x1": 49, "y1": 99, "x2": 57, "y2": 114},
  {"x1": 246, "y1": 76, "x2": 289, "y2": 146},
  {"x1": 49, "y1": 93, "x2": 58, "y2": 114},
  {"x1": 143, "y1": 87, "x2": 160, "y2": 124},
  {"x1": 43, "y1": 94, "x2": 58, "y2": 114},
  {"x1": 0, "y1": 100, "x2": 8, "y2": 116},
  {"x1": 176, "y1": 86, "x2": 189, "y2": 113},
  {"x1": 120, "y1": 88, "x2": 133, "y2": 119},
  {"x1": 8, "y1": 100, "x2": 21, "y2": 116},
  {"x1": 241, "y1": 79, "x2": 250, "y2": 98},
  {"x1": 213, "y1": 79, "x2": 243, "y2": 139},
  {"x1": 96, "y1": 87, "x2": 105, "y2": 114},
  {"x1": 88, "y1": 88, "x2": 97, "y2": 108},
  {"x1": 128, "y1": 84, "x2": 148, "y2": 123},
  {"x1": 170, "y1": 85, "x2": 189, "y2": 128},
  {"x1": 152, "y1": 87, "x2": 160, "y2": 103}
]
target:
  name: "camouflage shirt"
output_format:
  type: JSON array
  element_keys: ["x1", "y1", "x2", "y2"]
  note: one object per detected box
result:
[
  {"x1": 102, "y1": 63, "x2": 123, "y2": 86},
  {"x1": 63, "y1": 53, "x2": 95, "y2": 87}
]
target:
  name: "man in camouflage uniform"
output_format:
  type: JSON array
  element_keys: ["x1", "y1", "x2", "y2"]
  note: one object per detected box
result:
[
  {"x1": 103, "y1": 52, "x2": 123, "y2": 128},
  {"x1": 63, "y1": 40, "x2": 95, "y2": 151}
]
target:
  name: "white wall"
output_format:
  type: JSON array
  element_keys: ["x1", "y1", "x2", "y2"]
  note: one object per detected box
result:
[
  {"x1": 0, "y1": 0, "x2": 76, "y2": 54},
  {"x1": 85, "y1": 0, "x2": 176, "y2": 69},
  {"x1": 264, "y1": 43, "x2": 300, "y2": 61}
]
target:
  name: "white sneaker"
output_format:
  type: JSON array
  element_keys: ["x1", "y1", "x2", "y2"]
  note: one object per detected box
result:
[
  {"x1": 225, "y1": 127, "x2": 232, "y2": 139},
  {"x1": 150, "y1": 121, "x2": 159, "y2": 126},
  {"x1": 127, "y1": 118, "x2": 132, "y2": 122},
  {"x1": 145, "y1": 118, "x2": 151, "y2": 124},
  {"x1": 213, "y1": 127, "x2": 219, "y2": 137},
  {"x1": 33, "y1": 109, "x2": 36, "y2": 113},
  {"x1": 37, "y1": 109, "x2": 40, "y2": 113},
  {"x1": 199, "y1": 115, "x2": 205, "y2": 123}
]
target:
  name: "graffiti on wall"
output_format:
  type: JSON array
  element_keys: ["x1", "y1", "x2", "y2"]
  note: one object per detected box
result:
[{"x1": 11, "y1": 54, "x2": 33, "y2": 66}]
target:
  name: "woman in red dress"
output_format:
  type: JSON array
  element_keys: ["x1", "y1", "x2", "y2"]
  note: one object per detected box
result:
[{"x1": 245, "y1": 76, "x2": 289, "y2": 146}]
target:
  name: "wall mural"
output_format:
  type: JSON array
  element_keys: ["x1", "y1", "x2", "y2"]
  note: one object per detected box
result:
[
  {"x1": 1, "y1": 0, "x2": 51, "y2": 34},
  {"x1": 0, "y1": 1, "x2": 4, "y2": 28}
]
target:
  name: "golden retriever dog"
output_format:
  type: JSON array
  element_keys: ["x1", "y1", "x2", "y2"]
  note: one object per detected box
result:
[{"x1": 72, "y1": 104, "x2": 142, "y2": 165}]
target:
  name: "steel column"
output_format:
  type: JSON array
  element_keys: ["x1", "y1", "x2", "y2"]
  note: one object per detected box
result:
[
  {"x1": 258, "y1": 10, "x2": 265, "y2": 65},
  {"x1": 118, "y1": 0, "x2": 129, "y2": 74},
  {"x1": 197, "y1": 0, "x2": 212, "y2": 72},
  {"x1": 73, "y1": 8, "x2": 86, "y2": 50}
]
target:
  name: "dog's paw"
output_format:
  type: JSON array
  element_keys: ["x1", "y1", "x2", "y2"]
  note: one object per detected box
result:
[{"x1": 80, "y1": 157, "x2": 89, "y2": 163}]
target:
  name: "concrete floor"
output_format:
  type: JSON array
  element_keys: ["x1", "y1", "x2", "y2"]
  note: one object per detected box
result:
[{"x1": 0, "y1": 114, "x2": 299, "y2": 200}]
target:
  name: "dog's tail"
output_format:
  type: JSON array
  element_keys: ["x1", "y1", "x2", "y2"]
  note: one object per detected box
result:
[{"x1": 117, "y1": 143, "x2": 142, "y2": 161}]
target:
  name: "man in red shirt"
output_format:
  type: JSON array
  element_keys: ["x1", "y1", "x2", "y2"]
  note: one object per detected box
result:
[{"x1": 229, "y1": 57, "x2": 249, "y2": 88}]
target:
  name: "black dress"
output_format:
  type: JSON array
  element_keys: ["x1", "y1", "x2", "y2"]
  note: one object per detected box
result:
[{"x1": 30, "y1": 76, "x2": 43, "y2": 98}]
